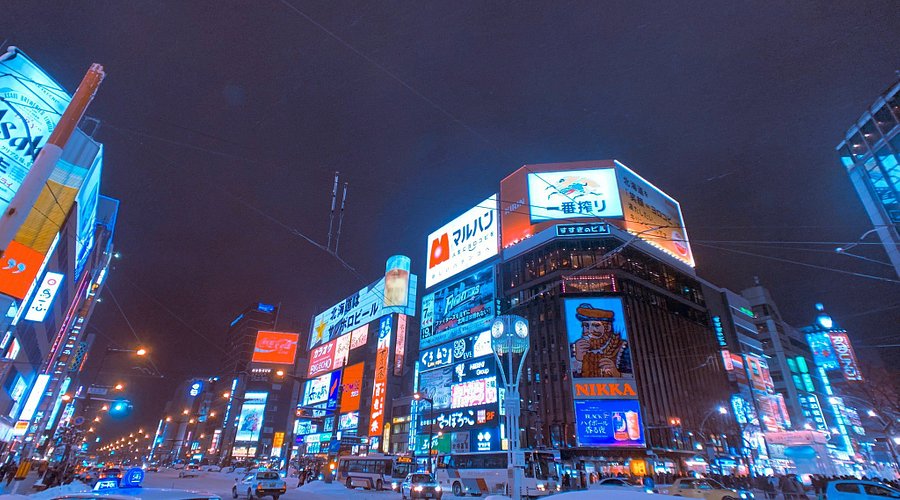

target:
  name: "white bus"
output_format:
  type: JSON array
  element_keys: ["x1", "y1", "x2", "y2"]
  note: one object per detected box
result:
[
  {"x1": 435, "y1": 451, "x2": 560, "y2": 497},
  {"x1": 336, "y1": 454, "x2": 413, "y2": 491}
]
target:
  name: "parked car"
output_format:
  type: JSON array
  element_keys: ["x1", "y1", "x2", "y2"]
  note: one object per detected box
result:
[
  {"x1": 101, "y1": 468, "x2": 122, "y2": 479},
  {"x1": 233, "y1": 470, "x2": 287, "y2": 499},
  {"x1": 592, "y1": 477, "x2": 655, "y2": 494},
  {"x1": 400, "y1": 473, "x2": 443, "y2": 500},
  {"x1": 826, "y1": 480, "x2": 900, "y2": 500},
  {"x1": 663, "y1": 478, "x2": 753, "y2": 500},
  {"x1": 203, "y1": 465, "x2": 223, "y2": 472}
]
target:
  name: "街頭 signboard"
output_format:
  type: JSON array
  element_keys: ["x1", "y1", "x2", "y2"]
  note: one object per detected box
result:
[
  {"x1": 420, "y1": 266, "x2": 495, "y2": 350},
  {"x1": 426, "y1": 195, "x2": 498, "y2": 289}
]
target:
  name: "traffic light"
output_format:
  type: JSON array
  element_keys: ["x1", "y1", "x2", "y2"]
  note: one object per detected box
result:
[{"x1": 109, "y1": 399, "x2": 132, "y2": 416}]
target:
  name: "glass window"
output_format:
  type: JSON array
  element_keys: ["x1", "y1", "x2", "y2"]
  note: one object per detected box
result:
[
  {"x1": 835, "y1": 483, "x2": 861, "y2": 494},
  {"x1": 862, "y1": 484, "x2": 899, "y2": 497},
  {"x1": 850, "y1": 132, "x2": 869, "y2": 159},
  {"x1": 861, "y1": 119, "x2": 881, "y2": 144},
  {"x1": 874, "y1": 105, "x2": 897, "y2": 134}
]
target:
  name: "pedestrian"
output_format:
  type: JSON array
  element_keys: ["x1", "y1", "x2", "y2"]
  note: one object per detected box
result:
[
  {"x1": 765, "y1": 475, "x2": 778, "y2": 500},
  {"x1": 5, "y1": 462, "x2": 17, "y2": 487},
  {"x1": 298, "y1": 470, "x2": 306, "y2": 488}
]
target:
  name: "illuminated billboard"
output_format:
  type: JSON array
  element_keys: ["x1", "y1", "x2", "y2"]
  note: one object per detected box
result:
[
  {"x1": 23, "y1": 272, "x2": 63, "y2": 322},
  {"x1": 574, "y1": 399, "x2": 645, "y2": 447},
  {"x1": 394, "y1": 314, "x2": 408, "y2": 376},
  {"x1": 235, "y1": 392, "x2": 268, "y2": 442},
  {"x1": 310, "y1": 257, "x2": 417, "y2": 349},
  {"x1": 450, "y1": 376, "x2": 498, "y2": 409},
  {"x1": 0, "y1": 241, "x2": 46, "y2": 300},
  {"x1": 333, "y1": 333, "x2": 351, "y2": 369},
  {"x1": 527, "y1": 169, "x2": 622, "y2": 221},
  {"x1": 251, "y1": 331, "x2": 299, "y2": 365},
  {"x1": 615, "y1": 163, "x2": 694, "y2": 267},
  {"x1": 427, "y1": 402, "x2": 499, "y2": 433},
  {"x1": 564, "y1": 298, "x2": 633, "y2": 380},
  {"x1": 303, "y1": 371, "x2": 342, "y2": 407},
  {"x1": 499, "y1": 160, "x2": 694, "y2": 267},
  {"x1": 369, "y1": 316, "x2": 391, "y2": 437},
  {"x1": 307, "y1": 339, "x2": 336, "y2": 378},
  {"x1": 340, "y1": 362, "x2": 364, "y2": 412},
  {"x1": 339, "y1": 411, "x2": 359, "y2": 430},
  {"x1": 425, "y1": 195, "x2": 498, "y2": 289},
  {"x1": 349, "y1": 325, "x2": 368, "y2": 349},
  {"x1": 420, "y1": 266, "x2": 495, "y2": 350},
  {"x1": 0, "y1": 48, "x2": 71, "y2": 223},
  {"x1": 807, "y1": 332, "x2": 839, "y2": 371},
  {"x1": 828, "y1": 331, "x2": 863, "y2": 382},
  {"x1": 419, "y1": 330, "x2": 493, "y2": 371}
]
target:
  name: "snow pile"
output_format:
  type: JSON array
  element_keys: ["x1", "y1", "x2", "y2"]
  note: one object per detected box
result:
[
  {"x1": 0, "y1": 482, "x2": 91, "y2": 499},
  {"x1": 553, "y1": 491, "x2": 678, "y2": 500}
]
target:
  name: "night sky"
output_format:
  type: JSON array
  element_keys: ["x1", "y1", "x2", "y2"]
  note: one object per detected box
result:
[{"x1": 7, "y1": 2, "x2": 900, "y2": 439}]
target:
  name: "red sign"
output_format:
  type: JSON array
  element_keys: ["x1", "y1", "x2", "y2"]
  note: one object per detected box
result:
[
  {"x1": 828, "y1": 332, "x2": 863, "y2": 382},
  {"x1": 369, "y1": 328, "x2": 391, "y2": 437},
  {"x1": 307, "y1": 338, "x2": 336, "y2": 377},
  {"x1": 251, "y1": 331, "x2": 299, "y2": 365},
  {"x1": 0, "y1": 241, "x2": 45, "y2": 299},
  {"x1": 340, "y1": 362, "x2": 365, "y2": 412}
]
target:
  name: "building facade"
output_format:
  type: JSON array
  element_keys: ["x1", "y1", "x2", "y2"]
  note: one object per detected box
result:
[{"x1": 836, "y1": 79, "x2": 900, "y2": 278}]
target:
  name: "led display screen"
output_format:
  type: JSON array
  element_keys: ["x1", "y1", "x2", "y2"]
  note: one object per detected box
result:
[
  {"x1": 564, "y1": 297, "x2": 633, "y2": 379},
  {"x1": 574, "y1": 399, "x2": 645, "y2": 447},
  {"x1": 235, "y1": 392, "x2": 268, "y2": 442},
  {"x1": 309, "y1": 257, "x2": 417, "y2": 349},
  {"x1": 304, "y1": 372, "x2": 336, "y2": 406},
  {"x1": 425, "y1": 195, "x2": 498, "y2": 289},
  {"x1": 419, "y1": 330, "x2": 492, "y2": 371},
  {"x1": 527, "y1": 168, "x2": 622, "y2": 221},
  {"x1": 24, "y1": 272, "x2": 63, "y2": 322},
  {"x1": 251, "y1": 331, "x2": 299, "y2": 365},
  {"x1": 420, "y1": 266, "x2": 495, "y2": 350},
  {"x1": 339, "y1": 411, "x2": 359, "y2": 431},
  {"x1": 807, "y1": 332, "x2": 839, "y2": 371}
]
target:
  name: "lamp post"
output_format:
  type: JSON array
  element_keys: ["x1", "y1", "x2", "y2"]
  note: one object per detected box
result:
[
  {"x1": 490, "y1": 315, "x2": 530, "y2": 500},
  {"x1": 414, "y1": 393, "x2": 435, "y2": 472}
]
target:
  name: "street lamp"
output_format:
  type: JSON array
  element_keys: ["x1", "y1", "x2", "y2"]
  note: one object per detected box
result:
[
  {"x1": 414, "y1": 392, "x2": 435, "y2": 471},
  {"x1": 490, "y1": 315, "x2": 530, "y2": 500}
]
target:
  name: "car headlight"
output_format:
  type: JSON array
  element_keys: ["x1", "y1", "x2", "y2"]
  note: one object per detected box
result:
[
  {"x1": 646, "y1": 489, "x2": 655, "y2": 494},
  {"x1": 415, "y1": 486, "x2": 424, "y2": 492},
  {"x1": 435, "y1": 485, "x2": 442, "y2": 492}
]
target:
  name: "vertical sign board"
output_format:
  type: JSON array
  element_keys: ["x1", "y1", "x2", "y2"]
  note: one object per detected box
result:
[
  {"x1": 235, "y1": 393, "x2": 268, "y2": 442},
  {"x1": 807, "y1": 332, "x2": 839, "y2": 371},
  {"x1": 828, "y1": 331, "x2": 863, "y2": 382},
  {"x1": 394, "y1": 314, "x2": 407, "y2": 376},
  {"x1": 425, "y1": 195, "x2": 498, "y2": 289},
  {"x1": 564, "y1": 297, "x2": 644, "y2": 447},
  {"x1": 340, "y1": 363, "x2": 364, "y2": 413},
  {"x1": 369, "y1": 316, "x2": 392, "y2": 438},
  {"x1": 23, "y1": 272, "x2": 63, "y2": 322}
]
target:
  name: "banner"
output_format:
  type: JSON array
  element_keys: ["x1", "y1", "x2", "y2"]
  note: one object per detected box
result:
[
  {"x1": 251, "y1": 331, "x2": 299, "y2": 365},
  {"x1": 426, "y1": 195, "x2": 498, "y2": 288},
  {"x1": 420, "y1": 266, "x2": 495, "y2": 350}
]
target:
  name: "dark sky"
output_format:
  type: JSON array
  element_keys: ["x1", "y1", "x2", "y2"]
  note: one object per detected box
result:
[{"x1": 7, "y1": 1, "x2": 900, "y2": 440}]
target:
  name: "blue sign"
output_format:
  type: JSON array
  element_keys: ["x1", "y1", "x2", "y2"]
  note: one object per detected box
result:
[
  {"x1": 93, "y1": 478, "x2": 119, "y2": 491},
  {"x1": 574, "y1": 399, "x2": 645, "y2": 447},
  {"x1": 806, "y1": 333, "x2": 839, "y2": 371},
  {"x1": 420, "y1": 267, "x2": 496, "y2": 350},
  {"x1": 189, "y1": 381, "x2": 203, "y2": 397},
  {"x1": 121, "y1": 468, "x2": 144, "y2": 488},
  {"x1": 564, "y1": 298, "x2": 632, "y2": 379},
  {"x1": 257, "y1": 303, "x2": 276, "y2": 313},
  {"x1": 556, "y1": 223, "x2": 609, "y2": 237}
]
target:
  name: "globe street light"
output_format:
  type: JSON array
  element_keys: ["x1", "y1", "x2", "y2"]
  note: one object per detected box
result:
[{"x1": 490, "y1": 315, "x2": 530, "y2": 500}]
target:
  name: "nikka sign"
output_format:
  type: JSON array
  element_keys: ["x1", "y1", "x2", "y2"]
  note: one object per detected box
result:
[{"x1": 573, "y1": 378, "x2": 639, "y2": 399}]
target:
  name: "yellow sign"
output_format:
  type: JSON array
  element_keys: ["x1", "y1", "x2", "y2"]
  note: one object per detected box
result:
[{"x1": 272, "y1": 432, "x2": 285, "y2": 450}]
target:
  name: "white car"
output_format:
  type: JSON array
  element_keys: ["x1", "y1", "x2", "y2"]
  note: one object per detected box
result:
[
  {"x1": 232, "y1": 471, "x2": 287, "y2": 499},
  {"x1": 202, "y1": 465, "x2": 223, "y2": 472},
  {"x1": 179, "y1": 464, "x2": 201, "y2": 478},
  {"x1": 592, "y1": 477, "x2": 655, "y2": 494},
  {"x1": 826, "y1": 480, "x2": 900, "y2": 500}
]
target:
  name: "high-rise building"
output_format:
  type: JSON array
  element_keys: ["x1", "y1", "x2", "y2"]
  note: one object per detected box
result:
[
  {"x1": 836, "y1": 80, "x2": 900, "y2": 278},
  {"x1": 416, "y1": 160, "x2": 735, "y2": 478},
  {"x1": 294, "y1": 256, "x2": 418, "y2": 461}
]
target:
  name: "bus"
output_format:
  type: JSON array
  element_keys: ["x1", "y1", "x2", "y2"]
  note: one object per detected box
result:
[
  {"x1": 336, "y1": 454, "x2": 413, "y2": 491},
  {"x1": 435, "y1": 451, "x2": 560, "y2": 497}
]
